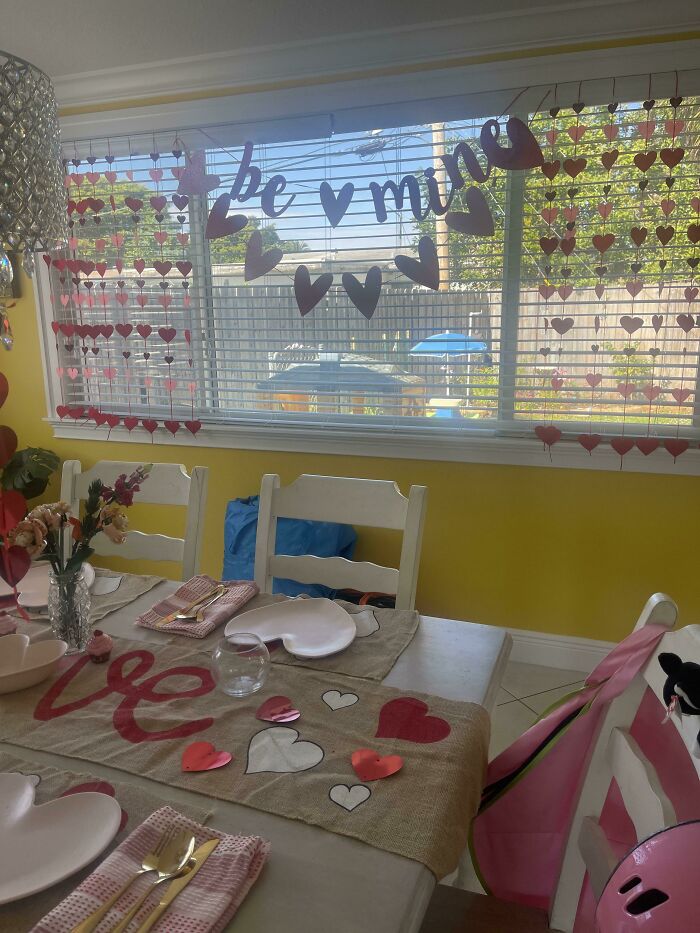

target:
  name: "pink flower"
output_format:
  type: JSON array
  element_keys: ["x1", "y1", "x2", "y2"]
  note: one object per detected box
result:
[{"x1": 8, "y1": 519, "x2": 47, "y2": 557}]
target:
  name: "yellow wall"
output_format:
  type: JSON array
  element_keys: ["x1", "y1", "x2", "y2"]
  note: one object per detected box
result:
[{"x1": 3, "y1": 275, "x2": 698, "y2": 643}]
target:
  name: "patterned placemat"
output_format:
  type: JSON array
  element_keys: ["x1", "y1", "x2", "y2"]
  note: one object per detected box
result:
[
  {"x1": 0, "y1": 636, "x2": 489, "y2": 879},
  {"x1": 0, "y1": 750, "x2": 211, "y2": 931}
]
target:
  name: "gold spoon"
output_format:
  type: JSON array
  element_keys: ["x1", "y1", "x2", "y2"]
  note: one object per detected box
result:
[{"x1": 109, "y1": 829, "x2": 195, "y2": 933}]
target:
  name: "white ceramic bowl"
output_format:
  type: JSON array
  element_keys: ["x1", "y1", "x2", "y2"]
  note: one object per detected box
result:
[{"x1": 0, "y1": 633, "x2": 68, "y2": 694}]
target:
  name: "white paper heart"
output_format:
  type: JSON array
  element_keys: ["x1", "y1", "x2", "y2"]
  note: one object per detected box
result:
[
  {"x1": 322, "y1": 690, "x2": 359, "y2": 711},
  {"x1": 348, "y1": 607, "x2": 380, "y2": 637},
  {"x1": 329, "y1": 784, "x2": 371, "y2": 812},
  {"x1": 246, "y1": 727, "x2": 324, "y2": 774}
]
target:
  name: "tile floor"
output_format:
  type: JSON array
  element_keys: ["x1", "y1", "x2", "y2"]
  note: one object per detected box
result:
[{"x1": 489, "y1": 660, "x2": 589, "y2": 758}]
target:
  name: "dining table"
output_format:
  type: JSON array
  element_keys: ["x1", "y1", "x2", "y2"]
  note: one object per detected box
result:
[{"x1": 1, "y1": 577, "x2": 511, "y2": 933}]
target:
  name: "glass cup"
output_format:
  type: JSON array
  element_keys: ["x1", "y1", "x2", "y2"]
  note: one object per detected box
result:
[{"x1": 211, "y1": 633, "x2": 270, "y2": 697}]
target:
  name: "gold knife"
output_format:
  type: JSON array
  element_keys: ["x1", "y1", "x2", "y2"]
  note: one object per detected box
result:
[
  {"x1": 156, "y1": 585, "x2": 221, "y2": 626},
  {"x1": 134, "y1": 838, "x2": 220, "y2": 932}
]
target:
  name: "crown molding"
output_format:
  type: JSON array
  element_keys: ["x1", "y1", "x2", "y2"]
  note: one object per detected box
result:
[{"x1": 53, "y1": 1, "x2": 700, "y2": 109}]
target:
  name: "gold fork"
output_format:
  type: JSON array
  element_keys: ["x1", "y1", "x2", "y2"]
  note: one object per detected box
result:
[{"x1": 70, "y1": 827, "x2": 176, "y2": 933}]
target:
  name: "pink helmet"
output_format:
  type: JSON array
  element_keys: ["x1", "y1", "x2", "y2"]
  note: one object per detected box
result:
[{"x1": 596, "y1": 821, "x2": 700, "y2": 932}]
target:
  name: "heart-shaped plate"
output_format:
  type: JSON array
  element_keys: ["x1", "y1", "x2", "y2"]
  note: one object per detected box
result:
[
  {"x1": 224, "y1": 598, "x2": 356, "y2": 658},
  {"x1": 0, "y1": 634, "x2": 67, "y2": 694},
  {"x1": 0, "y1": 772, "x2": 121, "y2": 904}
]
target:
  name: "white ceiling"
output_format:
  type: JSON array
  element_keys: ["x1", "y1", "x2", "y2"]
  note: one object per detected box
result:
[
  {"x1": 6, "y1": 0, "x2": 696, "y2": 81},
  {"x1": 4, "y1": 0, "x2": 550, "y2": 77}
]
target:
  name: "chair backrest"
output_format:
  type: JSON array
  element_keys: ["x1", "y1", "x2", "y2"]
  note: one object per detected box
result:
[
  {"x1": 549, "y1": 593, "x2": 694, "y2": 932},
  {"x1": 253, "y1": 473, "x2": 427, "y2": 610},
  {"x1": 60, "y1": 460, "x2": 208, "y2": 581}
]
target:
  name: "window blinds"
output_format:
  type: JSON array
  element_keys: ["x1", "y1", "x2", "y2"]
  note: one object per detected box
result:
[{"x1": 44, "y1": 80, "x2": 700, "y2": 461}]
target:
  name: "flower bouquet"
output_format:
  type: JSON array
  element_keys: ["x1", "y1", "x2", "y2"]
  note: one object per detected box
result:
[{"x1": 7, "y1": 464, "x2": 151, "y2": 650}]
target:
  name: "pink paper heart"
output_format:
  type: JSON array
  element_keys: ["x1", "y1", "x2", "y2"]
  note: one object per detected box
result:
[
  {"x1": 567, "y1": 124, "x2": 586, "y2": 144},
  {"x1": 103, "y1": 367, "x2": 117, "y2": 381},
  {"x1": 617, "y1": 382, "x2": 636, "y2": 399},
  {"x1": 67, "y1": 367, "x2": 79, "y2": 380},
  {"x1": 181, "y1": 741, "x2": 232, "y2": 772},
  {"x1": 256, "y1": 695, "x2": 301, "y2": 723},
  {"x1": 538, "y1": 284, "x2": 555, "y2": 300},
  {"x1": 60, "y1": 294, "x2": 70, "y2": 307},
  {"x1": 158, "y1": 295, "x2": 172, "y2": 309},
  {"x1": 68, "y1": 237, "x2": 78, "y2": 251},
  {"x1": 586, "y1": 373, "x2": 602, "y2": 388},
  {"x1": 104, "y1": 171, "x2": 117, "y2": 185},
  {"x1": 95, "y1": 238, "x2": 107, "y2": 252},
  {"x1": 153, "y1": 231, "x2": 168, "y2": 245},
  {"x1": 626, "y1": 280, "x2": 643, "y2": 298},
  {"x1": 187, "y1": 381, "x2": 197, "y2": 393},
  {"x1": 665, "y1": 118, "x2": 685, "y2": 137},
  {"x1": 183, "y1": 294, "x2": 191, "y2": 307},
  {"x1": 163, "y1": 378, "x2": 177, "y2": 392},
  {"x1": 636, "y1": 120, "x2": 656, "y2": 140},
  {"x1": 660, "y1": 199, "x2": 676, "y2": 217},
  {"x1": 545, "y1": 129, "x2": 559, "y2": 146},
  {"x1": 56, "y1": 366, "x2": 64, "y2": 377},
  {"x1": 125, "y1": 170, "x2": 134, "y2": 181},
  {"x1": 557, "y1": 285, "x2": 573, "y2": 301},
  {"x1": 602, "y1": 124, "x2": 619, "y2": 141},
  {"x1": 597, "y1": 202, "x2": 612, "y2": 220},
  {"x1": 136, "y1": 295, "x2": 148, "y2": 308},
  {"x1": 111, "y1": 234, "x2": 124, "y2": 248},
  {"x1": 177, "y1": 233, "x2": 190, "y2": 247},
  {"x1": 641, "y1": 384, "x2": 661, "y2": 401},
  {"x1": 541, "y1": 207, "x2": 558, "y2": 224},
  {"x1": 562, "y1": 206, "x2": 578, "y2": 222}
]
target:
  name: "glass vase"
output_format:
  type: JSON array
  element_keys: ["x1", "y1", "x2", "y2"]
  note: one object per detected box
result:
[{"x1": 48, "y1": 568, "x2": 91, "y2": 653}]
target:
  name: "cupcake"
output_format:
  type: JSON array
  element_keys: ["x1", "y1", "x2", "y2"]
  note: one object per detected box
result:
[
  {"x1": 0, "y1": 616, "x2": 17, "y2": 636},
  {"x1": 86, "y1": 629, "x2": 113, "y2": 663}
]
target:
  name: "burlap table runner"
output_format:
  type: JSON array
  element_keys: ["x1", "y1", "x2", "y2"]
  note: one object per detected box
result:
[
  {"x1": 0, "y1": 636, "x2": 489, "y2": 879},
  {"x1": 151, "y1": 593, "x2": 419, "y2": 681},
  {"x1": 0, "y1": 750, "x2": 211, "y2": 932}
]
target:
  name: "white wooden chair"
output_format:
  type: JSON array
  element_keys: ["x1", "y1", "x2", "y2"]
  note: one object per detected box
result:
[
  {"x1": 60, "y1": 460, "x2": 208, "y2": 581},
  {"x1": 549, "y1": 592, "x2": 691, "y2": 931},
  {"x1": 253, "y1": 473, "x2": 427, "y2": 610}
]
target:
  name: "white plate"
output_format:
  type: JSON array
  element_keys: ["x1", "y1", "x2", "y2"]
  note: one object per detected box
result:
[
  {"x1": 224, "y1": 597, "x2": 356, "y2": 658},
  {"x1": 0, "y1": 633, "x2": 68, "y2": 694},
  {"x1": 0, "y1": 773, "x2": 121, "y2": 904},
  {"x1": 0, "y1": 561, "x2": 95, "y2": 609}
]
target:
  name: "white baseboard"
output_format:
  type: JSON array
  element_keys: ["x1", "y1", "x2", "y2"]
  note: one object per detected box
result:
[{"x1": 507, "y1": 628, "x2": 614, "y2": 674}]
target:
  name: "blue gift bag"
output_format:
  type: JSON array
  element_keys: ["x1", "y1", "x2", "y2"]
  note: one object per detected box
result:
[{"x1": 222, "y1": 495, "x2": 357, "y2": 598}]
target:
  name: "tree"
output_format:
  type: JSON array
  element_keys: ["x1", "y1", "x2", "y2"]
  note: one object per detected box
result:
[{"x1": 208, "y1": 217, "x2": 308, "y2": 263}]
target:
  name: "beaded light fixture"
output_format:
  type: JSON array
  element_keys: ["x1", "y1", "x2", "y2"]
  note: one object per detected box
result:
[{"x1": 0, "y1": 50, "x2": 65, "y2": 347}]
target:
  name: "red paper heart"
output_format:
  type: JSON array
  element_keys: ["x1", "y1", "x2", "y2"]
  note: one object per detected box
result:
[
  {"x1": 115, "y1": 323, "x2": 133, "y2": 339},
  {"x1": 153, "y1": 261, "x2": 172, "y2": 277},
  {"x1": 535, "y1": 425, "x2": 562, "y2": 448},
  {"x1": 376, "y1": 697, "x2": 451, "y2": 744},
  {"x1": 671, "y1": 388, "x2": 691, "y2": 404},
  {"x1": 563, "y1": 157, "x2": 586, "y2": 178},
  {"x1": 665, "y1": 438, "x2": 689, "y2": 460},
  {"x1": 539, "y1": 236, "x2": 558, "y2": 256},
  {"x1": 619, "y1": 315, "x2": 643, "y2": 335},
  {"x1": 136, "y1": 324, "x2": 152, "y2": 339},
  {"x1": 351, "y1": 748, "x2": 403, "y2": 782},
  {"x1": 578, "y1": 434, "x2": 601, "y2": 453},
  {"x1": 633, "y1": 151, "x2": 657, "y2": 173},
  {"x1": 636, "y1": 437, "x2": 660, "y2": 456},
  {"x1": 0, "y1": 427, "x2": 18, "y2": 468},
  {"x1": 184, "y1": 420, "x2": 202, "y2": 436},
  {"x1": 0, "y1": 545, "x2": 31, "y2": 587},
  {"x1": 256, "y1": 695, "x2": 301, "y2": 723},
  {"x1": 592, "y1": 233, "x2": 615, "y2": 254},
  {"x1": 617, "y1": 383, "x2": 636, "y2": 399},
  {"x1": 181, "y1": 741, "x2": 232, "y2": 772},
  {"x1": 158, "y1": 327, "x2": 177, "y2": 343},
  {"x1": 163, "y1": 420, "x2": 180, "y2": 436},
  {"x1": 611, "y1": 437, "x2": 634, "y2": 457},
  {"x1": 205, "y1": 194, "x2": 248, "y2": 240},
  {"x1": 141, "y1": 419, "x2": 158, "y2": 434},
  {"x1": 550, "y1": 317, "x2": 574, "y2": 336},
  {"x1": 585, "y1": 373, "x2": 603, "y2": 388},
  {"x1": 600, "y1": 149, "x2": 619, "y2": 171},
  {"x1": 123, "y1": 417, "x2": 139, "y2": 432}
]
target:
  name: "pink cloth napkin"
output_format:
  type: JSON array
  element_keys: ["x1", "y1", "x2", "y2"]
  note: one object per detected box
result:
[
  {"x1": 32, "y1": 805, "x2": 270, "y2": 933},
  {"x1": 136, "y1": 574, "x2": 259, "y2": 638}
]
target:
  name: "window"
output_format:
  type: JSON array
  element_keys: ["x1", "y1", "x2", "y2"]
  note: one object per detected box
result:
[{"x1": 41, "y1": 86, "x2": 700, "y2": 462}]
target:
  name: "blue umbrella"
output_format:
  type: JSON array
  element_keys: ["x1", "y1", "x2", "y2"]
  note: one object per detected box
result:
[{"x1": 410, "y1": 331, "x2": 487, "y2": 396}]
